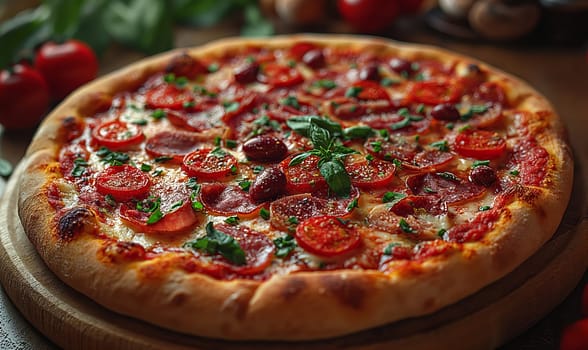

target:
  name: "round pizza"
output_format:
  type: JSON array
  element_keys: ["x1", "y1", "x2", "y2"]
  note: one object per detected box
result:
[{"x1": 18, "y1": 35, "x2": 573, "y2": 341}]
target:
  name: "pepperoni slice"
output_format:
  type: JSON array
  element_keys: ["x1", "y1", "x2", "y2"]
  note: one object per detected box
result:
[
  {"x1": 266, "y1": 100, "x2": 318, "y2": 122},
  {"x1": 95, "y1": 165, "x2": 150, "y2": 201},
  {"x1": 329, "y1": 100, "x2": 367, "y2": 120},
  {"x1": 270, "y1": 193, "x2": 356, "y2": 231},
  {"x1": 407, "y1": 172, "x2": 485, "y2": 204},
  {"x1": 362, "y1": 112, "x2": 430, "y2": 135},
  {"x1": 212, "y1": 224, "x2": 274, "y2": 275},
  {"x1": 279, "y1": 155, "x2": 327, "y2": 193},
  {"x1": 295, "y1": 216, "x2": 361, "y2": 257},
  {"x1": 473, "y1": 82, "x2": 506, "y2": 106},
  {"x1": 120, "y1": 198, "x2": 201, "y2": 235},
  {"x1": 408, "y1": 80, "x2": 462, "y2": 105},
  {"x1": 145, "y1": 130, "x2": 204, "y2": 163},
  {"x1": 345, "y1": 156, "x2": 396, "y2": 189},
  {"x1": 259, "y1": 63, "x2": 304, "y2": 88},
  {"x1": 166, "y1": 106, "x2": 225, "y2": 132},
  {"x1": 367, "y1": 206, "x2": 428, "y2": 236},
  {"x1": 364, "y1": 136, "x2": 419, "y2": 163},
  {"x1": 221, "y1": 92, "x2": 261, "y2": 123},
  {"x1": 182, "y1": 148, "x2": 238, "y2": 180},
  {"x1": 454, "y1": 130, "x2": 506, "y2": 159},
  {"x1": 403, "y1": 150, "x2": 455, "y2": 172},
  {"x1": 59, "y1": 142, "x2": 90, "y2": 180},
  {"x1": 92, "y1": 120, "x2": 144, "y2": 150},
  {"x1": 145, "y1": 84, "x2": 193, "y2": 110},
  {"x1": 199, "y1": 183, "x2": 261, "y2": 217},
  {"x1": 390, "y1": 195, "x2": 446, "y2": 216},
  {"x1": 165, "y1": 53, "x2": 207, "y2": 79},
  {"x1": 447, "y1": 209, "x2": 499, "y2": 243}
]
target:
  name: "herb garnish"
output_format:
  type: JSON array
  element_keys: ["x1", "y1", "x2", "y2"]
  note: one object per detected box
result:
[
  {"x1": 472, "y1": 160, "x2": 490, "y2": 168},
  {"x1": 382, "y1": 191, "x2": 406, "y2": 205},
  {"x1": 430, "y1": 140, "x2": 449, "y2": 152},
  {"x1": 274, "y1": 235, "x2": 297, "y2": 257},
  {"x1": 97, "y1": 147, "x2": 129, "y2": 166},
  {"x1": 399, "y1": 218, "x2": 415, "y2": 234},
  {"x1": 259, "y1": 208, "x2": 270, "y2": 220},
  {"x1": 71, "y1": 158, "x2": 88, "y2": 177},
  {"x1": 185, "y1": 222, "x2": 246, "y2": 265}
]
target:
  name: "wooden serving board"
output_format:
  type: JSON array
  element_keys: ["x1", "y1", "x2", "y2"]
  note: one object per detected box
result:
[{"x1": 0, "y1": 161, "x2": 587, "y2": 350}]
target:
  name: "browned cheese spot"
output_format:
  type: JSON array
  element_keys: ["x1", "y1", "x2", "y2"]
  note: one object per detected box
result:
[{"x1": 57, "y1": 206, "x2": 97, "y2": 241}]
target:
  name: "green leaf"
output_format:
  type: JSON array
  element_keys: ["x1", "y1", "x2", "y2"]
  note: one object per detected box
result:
[
  {"x1": 274, "y1": 235, "x2": 296, "y2": 257},
  {"x1": 241, "y1": 4, "x2": 274, "y2": 37},
  {"x1": 259, "y1": 207, "x2": 270, "y2": 220},
  {"x1": 288, "y1": 152, "x2": 312, "y2": 167},
  {"x1": 319, "y1": 159, "x2": 351, "y2": 197},
  {"x1": 104, "y1": 0, "x2": 173, "y2": 54},
  {"x1": 0, "y1": 6, "x2": 51, "y2": 69},
  {"x1": 186, "y1": 222, "x2": 246, "y2": 265},
  {"x1": 171, "y1": 0, "x2": 235, "y2": 27},
  {"x1": 309, "y1": 123, "x2": 331, "y2": 149},
  {"x1": 46, "y1": 0, "x2": 84, "y2": 38},
  {"x1": 286, "y1": 116, "x2": 342, "y2": 138},
  {"x1": 399, "y1": 218, "x2": 415, "y2": 234},
  {"x1": 343, "y1": 125, "x2": 375, "y2": 140},
  {"x1": 382, "y1": 191, "x2": 406, "y2": 205}
]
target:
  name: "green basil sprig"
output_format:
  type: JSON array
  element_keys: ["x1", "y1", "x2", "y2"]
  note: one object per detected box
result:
[{"x1": 184, "y1": 222, "x2": 246, "y2": 265}]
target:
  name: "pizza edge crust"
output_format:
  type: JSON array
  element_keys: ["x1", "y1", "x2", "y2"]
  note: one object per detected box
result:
[{"x1": 18, "y1": 34, "x2": 573, "y2": 340}]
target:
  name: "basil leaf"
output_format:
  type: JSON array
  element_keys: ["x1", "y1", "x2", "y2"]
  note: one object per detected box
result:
[
  {"x1": 319, "y1": 159, "x2": 351, "y2": 197},
  {"x1": 309, "y1": 123, "x2": 331, "y2": 149},
  {"x1": 187, "y1": 222, "x2": 246, "y2": 265},
  {"x1": 288, "y1": 152, "x2": 312, "y2": 167},
  {"x1": 241, "y1": 4, "x2": 274, "y2": 37},
  {"x1": 343, "y1": 125, "x2": 375, "y2": 140},
  {"x1": 274, "y1": 235, "x2": 296, "y2": 257},
  {"x1": 287, "y1": 116, "x2": 342, "y2": 138}
]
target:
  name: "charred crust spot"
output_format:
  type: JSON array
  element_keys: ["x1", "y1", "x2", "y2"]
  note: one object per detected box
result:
[
  {"x1": 59, "y1": 116, "x2": 84, "y2": 142},
  {"x1": 101, "y1": 241, "x2": 146, "y2": 263},
  {"x1": 171, "y1": 292, "x2": 188, "y2": 306},
  {"x1": 57, "y1": 207, "x2": 97, "y2": 241},
  {"x1": 320, "y1": 275, "x2": 366, "y2": 310},
  {"x1": 165, "y1": 53, "x2": 206, "y2": 79},
  {"x1": 281, "y1": 277, "x2": 306, "y2": 300}
]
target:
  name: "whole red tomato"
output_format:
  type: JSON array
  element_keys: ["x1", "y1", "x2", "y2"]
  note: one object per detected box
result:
[
  {"x1": 35, "y1": 39, "x2": 98, "y2": 101},
  {"x1": 0, "y1": 63, "x2": 50, "y2": 130},
  {"x1": 398, "y1": 0, "x2": 424, "y2": 14},
  {"x1": 560, "y1": 319, "x2": 588, "y2": 350},
  {"x1": 337, "y1": 0, "x2": 399, "y2": 33},
  {"x1": 583, "y1": 284, "x2": 588, "y2": 316}
]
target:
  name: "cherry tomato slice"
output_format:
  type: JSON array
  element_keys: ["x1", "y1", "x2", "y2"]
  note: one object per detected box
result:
[
  {"x1": 0, "y1": 63, "x2": 50, "y2": 129},
  {"x1": 182, "y1": 148, "x2": 238, "y2": 180},
  {"x1": 259, "y1": 63, "x2": 304, "y2": 88},
  {"x1": 345, "y1": 156, "x2": 396, "y2": 189},
  {"x1": 279, "y1": 154, "x2": 327, "y2": 193},
  {"x1": 289, "y1": 42, "x2": 319, "y2": 60},
  {"x1": 408, "y1": 80, "x2": 462, "y2": 105},
  {"x1": 295, "y1": 216, "x2": 361, "y2": 257},
  {"x1": 454, "y1": 130, "x2": 506, "y2": 159},
  {"x1": 92, "y1": 120, "x2": 145, "y2": 150},
  {"x1": 145, "y1": 83, "x2": 193, "y2": 110},
  {"x1": 120, "y1": 198, "x2": 201, "y2": 235},
  {"x1": 351, "y1": 81, "x2": 390, "y2": 101},
  {"x1": 213, "y1": 223, "x2": 274, "y2": 275},
  {"x1": 95, "y1": 165, "x2": 151, "y2": 201}
]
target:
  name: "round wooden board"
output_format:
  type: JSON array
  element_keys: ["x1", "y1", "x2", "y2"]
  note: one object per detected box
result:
[{"x1": 0, "y1": 161, "x2": 587, "y2": 350}]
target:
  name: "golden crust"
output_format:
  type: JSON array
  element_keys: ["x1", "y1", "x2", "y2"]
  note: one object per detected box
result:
[{"x1": 18, "y1": 34, "x2": 573, "y2": 340}]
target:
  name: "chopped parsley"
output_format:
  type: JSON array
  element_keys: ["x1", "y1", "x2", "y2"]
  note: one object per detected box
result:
[
  {"x1": 274, "y1": 235, "x2": 296, "y2": 257},
  {"x1": 281, "y1": 96, "x2": 300, "y2": 109},
  {"x1": 207, "y1": 63, "x2": 219, "y2": 73},
  {"x1": 260, "y1": 208, "x2": 270, "y2": 220},
  {"x1": 238, "y1": 180, "x2": 251, "y2": 191},
  {"x1": 346, "y1": 198, "x2": 359, "y2": 211},
  {"x1": 399, "y1": 218, "x2": 415, "y2": 234},
  {"x1": 345, "y1": 86, "x2": 363, "y2": 98},
  {"x1": 510, "y1": 169, "x2": 520, "y2": 176},
  {"x1": 185, "y1": 222, "x2": 246, "y2": 265},
  {"x1": 383, "y1": 243, "x2": 399, "y2": 255},
  {"x1": 437, "y1": 172, "x2": 460, "y2": 182},
  {"x1": 312, "y1": 79, "x2": 337, "y2": 89},
  {"x1": 222, "y1": 101, "x2": 240, "y2": 113},
  {"x1": 472, "y1": 160, "x2": 490, "y2": 168},
  {"x1": 225, "y1": 139, "x2": 238, "y2": 149},
  {"x1": 288, "y1": 216, "x2": 299, "y2": 225},
  {"x1": 151, "y1": 109, "x2": 166, "y2": 120},
  {"x1": 140, "y1": 163, "x2": 152, "y2": 172},
  {"x1": 430, "y1": 140, "x2": 449, "y2": 152},
  {"x1": 479, "y1": 205, "x2": 491, "y2": 211},
  {"x1": 437, "y1": 228, "x2": 447, "y2": 238},
  {"x1": 382, "y1": 191, "x2": 406, "y2": 205},
  {"x1": 252, "y1": 165, "x2": 264, "y2": 174},
  {"x1": 225, "y1": 216, "x2": 240, "y2": 225},
  {"x1": 71, "y1": 158, "x2": 88, "y2": 177},
  {"x1": 97, "y1": 147, "x2": 129, "y2": 166}
]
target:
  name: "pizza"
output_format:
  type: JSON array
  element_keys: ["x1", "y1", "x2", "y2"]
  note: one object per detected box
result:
[{"x1": 17, "y1": 35, "x2": 573, "y2": 341}]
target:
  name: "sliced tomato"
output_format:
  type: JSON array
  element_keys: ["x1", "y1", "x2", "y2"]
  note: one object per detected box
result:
[
  {"x1": 92, "y1": 120, "x2": 144, "y2": 150},
  {"x1": 145, "y1": 83, "x2": 193, "y2": 110},
  {"x1": 259, "y1": 63, "x2": 304, "y2": 88},
  {"x1": 289, "y1": 42, "x2": 318, "y2": 60},
  {"x1": 213, "y1": 224, "x2": 274, "y2": 275},
  {"x1": 145, "y1": 130, "x2": 203, "y2": 163},
  {"x1": 345, "y1": 156, "x2": 396, "y2": 189},
  {"x1": 295, "y1": 216, "x2": 361, "y2": 257},
  {"x1": 408, "y1": 80, "x2": 462, "y2": 105},
  {"x1": 182, "y1": 148, "x2": 238, "y2": 180},
  {"x1": 406, "y1": 172, "x2": 485, "y2": 204},
  {"x1": 95, "y1": 165, "x2": 151, "y2": 201},
  {"x1": 351, "y1": 81, "x2": 390, "y2": 101},
  {"x1": 454, "y1": 130, "x2": 506, "y2": 159},
  {"x1": 279, "y1": 154, "x2": 327, "y2": 193},
  {"x1": 199, "y1": 183, "x2": 261, "y2": 217},
  {"x1": 120, "y1": 198, "x2": 201, "y2": 235}
]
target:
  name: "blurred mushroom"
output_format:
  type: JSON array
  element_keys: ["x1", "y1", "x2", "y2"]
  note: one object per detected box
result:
[
  {"x1": 275, "y1": 0, "x2": 327, "y2": 26},
  {"x1": 439, "y1": 0, "x2": 476, "y2": 19},
  {"x1": 468, "y1": 0, "x2": 541, "y2": 40}
]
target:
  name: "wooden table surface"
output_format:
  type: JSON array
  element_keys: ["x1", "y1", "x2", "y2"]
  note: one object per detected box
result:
[{"x1": 0, "y1": 19, "x2": 586, "y2": 349}]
